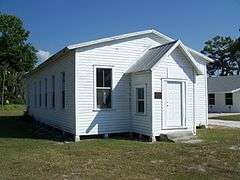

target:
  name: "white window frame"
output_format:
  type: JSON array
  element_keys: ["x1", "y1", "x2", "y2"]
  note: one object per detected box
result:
[
  {"x1": 135, "y1": 85, "x2": 146, "y2": 115},
  {"x1": 93, "y1": 65, "x2": 114, "y2": 111}
]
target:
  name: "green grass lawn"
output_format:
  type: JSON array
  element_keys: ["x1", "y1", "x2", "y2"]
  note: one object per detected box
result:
[
  {"x1": 0, "y1": 105, "x2": 240, "y2": 179},
  {"x1": 209, "y1": 115, "x2": 240, "y2": 121}
]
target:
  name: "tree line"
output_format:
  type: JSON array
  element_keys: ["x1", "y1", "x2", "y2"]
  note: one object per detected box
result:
[{"x1": 0, "y1": 13, "x2": 239, "y2": 107}]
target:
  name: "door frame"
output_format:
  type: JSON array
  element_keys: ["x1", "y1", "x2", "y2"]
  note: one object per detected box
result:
[{"x1": 161, "y1": 78, "x2": 187, "y2": 129}]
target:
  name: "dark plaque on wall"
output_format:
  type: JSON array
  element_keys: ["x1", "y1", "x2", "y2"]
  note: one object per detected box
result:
[{"x1": 154, "y1": 92, "x2": 162, "y2": 99}]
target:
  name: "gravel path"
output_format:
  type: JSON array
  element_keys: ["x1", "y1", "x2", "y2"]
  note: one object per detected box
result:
[
  {"x1": 208, "y1": 113, "x2": 240, "y2": 118},
  {"x1": 208, "y1": 119, "x2": 240, "y2": 128}
]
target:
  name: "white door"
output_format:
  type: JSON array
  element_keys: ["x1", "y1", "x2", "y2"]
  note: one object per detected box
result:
[{"x1": 164, "y1": 81, "x2": 183, "y2": 128}]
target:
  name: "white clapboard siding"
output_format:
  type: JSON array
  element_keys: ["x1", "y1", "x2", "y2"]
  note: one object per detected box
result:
[
  {"x1": 26, "y1": 52, "x2": 76, "y2": 134},
  {"x1": 75, "y1": 36, "x2": 160, "y2": 135},
  {"x1": 192, "y1": 54, "x2": 208, "y2": 126},
  {"x1": 151, "y1": 47, "x2": 195, "y2": 135},
  {"x1": 131, "y1": 72, "x2": 152, "y2": 136},
  {"x1": 25, "y1": 32, "x2": 210, "y2": 137}
]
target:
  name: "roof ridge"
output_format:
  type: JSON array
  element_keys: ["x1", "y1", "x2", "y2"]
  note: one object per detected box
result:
[{"x1": 67, "y1": 29, "x2": 169, "y2": 50}]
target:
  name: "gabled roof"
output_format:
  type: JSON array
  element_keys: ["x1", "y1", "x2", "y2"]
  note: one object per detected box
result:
[
  {"x1": 208, "y1": 75, "x2": 240, "y2": 93},
  {"x1": 67, "y1": 29, "x2": 172, "y2": 49},
  {"x1": 66, "y1": 29, "x2": 214, "y2": 63},
  {"x1": 29, "y1": 29, "x2": 214, "y2": 76},
  {"x1": 126, "y1": 41, "x2": 177, "y2": 73},
  {"x1": 127, "y1": 40, "x2": 203, "y2": 75}
]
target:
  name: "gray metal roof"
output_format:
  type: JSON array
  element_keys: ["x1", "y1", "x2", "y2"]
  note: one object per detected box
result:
[
  {"x1": 127, "y1": 41, "x2": 177, "y2": 73},
  {"x1": 27, "y1": 29, "x2": 213, "y2": 77},
  {"x1": 208, "y1": 75, "x2": 240, "y2": 93}
]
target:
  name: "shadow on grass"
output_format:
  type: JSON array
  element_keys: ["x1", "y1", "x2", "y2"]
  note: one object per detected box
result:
[
  {"x1": 0, "y1": 115, "x2": 72, "y2": 142},
  {"x1": 0, "y1": 115, "x2": 152, "y2": 142}
]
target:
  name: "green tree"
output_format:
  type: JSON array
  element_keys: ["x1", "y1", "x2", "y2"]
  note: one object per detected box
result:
[
  {"x1": 201, "y1": 36, "x2": 235, "y2": 76},
  {"x1": 229, "y1": 31, "x2": 240, "y2": 74},
  {"x1": 0, "y1": 13, "x2": 37, "y2": 108}
]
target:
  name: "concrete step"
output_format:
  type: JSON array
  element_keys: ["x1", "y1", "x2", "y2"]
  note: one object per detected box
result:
[
  {"x1": 159, "y1": 131, "x2": 195, "y2": 142},
  {"x1": 165, "y1": 131, "x2": 194, "y2": 139},
  {"x1": 172, "y1": 135, "x2": 196, "y2": 142}
]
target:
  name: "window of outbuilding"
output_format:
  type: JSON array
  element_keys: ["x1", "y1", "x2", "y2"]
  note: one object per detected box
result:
[
  {"x1": 208, "y1": 93, "x2": 215, "y2": 105},
  {"x1": 225, "y1": 93, "x2": 233, "y2": 105}
]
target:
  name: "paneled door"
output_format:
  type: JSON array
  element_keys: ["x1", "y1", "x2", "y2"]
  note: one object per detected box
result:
[{"x1": 162, "y1": 80, "x2": 186, "y2": 128}]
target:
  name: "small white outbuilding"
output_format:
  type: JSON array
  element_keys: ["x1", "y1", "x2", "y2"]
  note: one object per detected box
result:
[
  {"x1": 25, "y1": 29, "x2": 213, "y2": 141},
  {"x1": 208, "y1": 75, "x2": 240, "y2": 113}
]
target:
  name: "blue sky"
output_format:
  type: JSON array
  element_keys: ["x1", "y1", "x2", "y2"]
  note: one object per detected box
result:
[{"x1": 1, "y1": 0, "x2": 240, "y2": 62}]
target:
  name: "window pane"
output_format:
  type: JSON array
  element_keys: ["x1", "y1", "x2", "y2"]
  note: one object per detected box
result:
[
  {"x1": 45, "y1": 78, "x2": 47, "y2": 107},
  {"x1": 52, "y1": 92, "x2": 55, "y2": 108},
  {"x1": 226, "y1": 99, "x2": 233, "y2": 105},
  {"x1": 62, "y1": 91, "x2": 65, "y2": 108},
  {"x1": 97, "y1": 68, "x2": 103, "y2": 87},
  {"x1": 52, "y1": 76, "x2": 55, "y2": 90},
  {"x1": 39, "y1": 81, "x2": 42, "y2": 107},
  {"x1": 208, "y1": 94, "x2": 214, "y2": 99},
  {"x1": 104, "y1": 69, "x2": 112, "y2": 87},
  {"x1": 138, "y1": 101, "x2": 144, "y2": 113},
  {"x1": 62, "y1": 72, "x2": 65, "y2": 89},
  {"x1": 97, "y1": 89, "x2": 111, "y2": 108},
  {"x1": 137, "y1": 88, "x2": 144, "y2": 99},
  {"x1": 225, "y1": 93, "x2": 232, "y2": 98},
  {"x1": 61, "y1": 72, "x2": 65, "y2": 109},
  {"x1": 208, "y1": 94, "x2": 215, "y2": 105},
  {"x1": 225, "y1": 93, "x2": 233, "y2": 105},
  {"x1": 45, "y1": 93, "x2": 47, "y2": 107},
  {"x1": 52, "y1": 76, "x2": 55, "y2": 108},
  {"x1": 136, "y1": 88, "x2": 145, "y2": 113},
  {"x1": 34, "y1": 83, "x2": 37, "y2": 107},
  {"x1": 209, "y1": 98, "x2": 215, "y2": 105},
  {"x1": 39, "y1": 94, "x2": 42, "y2": 107},
  {"x1": 45, "y1": 78, "x2": 47, "y2": 92}
]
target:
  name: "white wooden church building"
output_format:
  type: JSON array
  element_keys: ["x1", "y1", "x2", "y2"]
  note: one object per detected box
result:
[{"x1": 25, "y1": 29, "x2": 213, "y2": 141}]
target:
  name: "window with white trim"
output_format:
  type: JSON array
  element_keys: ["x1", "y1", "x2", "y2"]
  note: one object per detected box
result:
[
  {"x1": 136, "y1": 87, "x2": 145, "y2": 114},
  {"x1": 96, "y1": 68, "x2": 112, "y2": 109}
]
